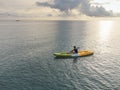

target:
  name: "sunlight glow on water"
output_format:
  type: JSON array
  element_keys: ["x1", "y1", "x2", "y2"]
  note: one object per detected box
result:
[
  {"x1": 99, "y1": 21, "x2": 113, "y2": 41},
  {"x1": 95, "y1": 21, "x2": 114, "y2": 54}
]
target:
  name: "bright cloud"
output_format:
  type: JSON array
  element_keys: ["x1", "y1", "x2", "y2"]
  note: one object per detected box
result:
[{"x1": 91, "y1": 0, "x2": 120, "y2": 13}]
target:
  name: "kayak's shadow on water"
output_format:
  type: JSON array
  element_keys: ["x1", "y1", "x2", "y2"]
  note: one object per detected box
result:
[
  {"x1": 54, "y1": 56, "x2": 79, "y2": 62},
  {"x1": 54, "y1": 57, "x2": 76, "y2": 59},
  {"x1": 73, "y1": 57, "x2": 78, "y2": 63}
]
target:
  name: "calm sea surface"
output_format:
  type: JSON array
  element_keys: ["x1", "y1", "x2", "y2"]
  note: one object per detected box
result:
[{"x1": 0, "y1": 20, "x2": 120, "y2": 90}]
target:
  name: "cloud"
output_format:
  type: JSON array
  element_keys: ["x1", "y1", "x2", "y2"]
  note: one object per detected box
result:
[
  {"x1": 79, "y1": 1, "x2": 113, "y2": 16},
  {"x1": 36, "y1": 0, "x2": 82, "y2": 15},
  {"x1": 36, "y1": 0, "x2": 113, "y2": 17}
]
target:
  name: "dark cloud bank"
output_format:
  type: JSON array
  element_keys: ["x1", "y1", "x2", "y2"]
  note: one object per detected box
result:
[{"x1": 36, "y1": 0, "x2": 113, "y2": 17}]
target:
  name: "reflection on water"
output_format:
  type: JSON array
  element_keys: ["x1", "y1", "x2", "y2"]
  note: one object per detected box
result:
[
  {"x1": 96, "y1": 21, "x2": 114, "y2": 54},
  {"x1": 99, "y1": 21, "x2": 113, "y2": 41},
  {"x1": 54, "y1": 21, "x2": 73, "y2": 49}
]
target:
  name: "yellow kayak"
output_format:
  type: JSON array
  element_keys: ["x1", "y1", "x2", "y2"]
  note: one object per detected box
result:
[{"x1": 54, "y1": 50, "x2": 94, "y2": 57}]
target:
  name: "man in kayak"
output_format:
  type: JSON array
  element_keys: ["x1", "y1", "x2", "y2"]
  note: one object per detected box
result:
[{"x1": 70, "y1": 46, "x2": 78, "y2": 54}]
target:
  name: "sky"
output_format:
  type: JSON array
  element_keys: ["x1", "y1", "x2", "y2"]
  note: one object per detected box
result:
[{"x1": 0, "y1": 0, "x2": 120, "y2": 19}]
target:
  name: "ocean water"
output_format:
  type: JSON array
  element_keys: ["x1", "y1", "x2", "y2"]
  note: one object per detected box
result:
[{"x1": 0, "y1": 20, "x2": 120, "y2": 90}]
